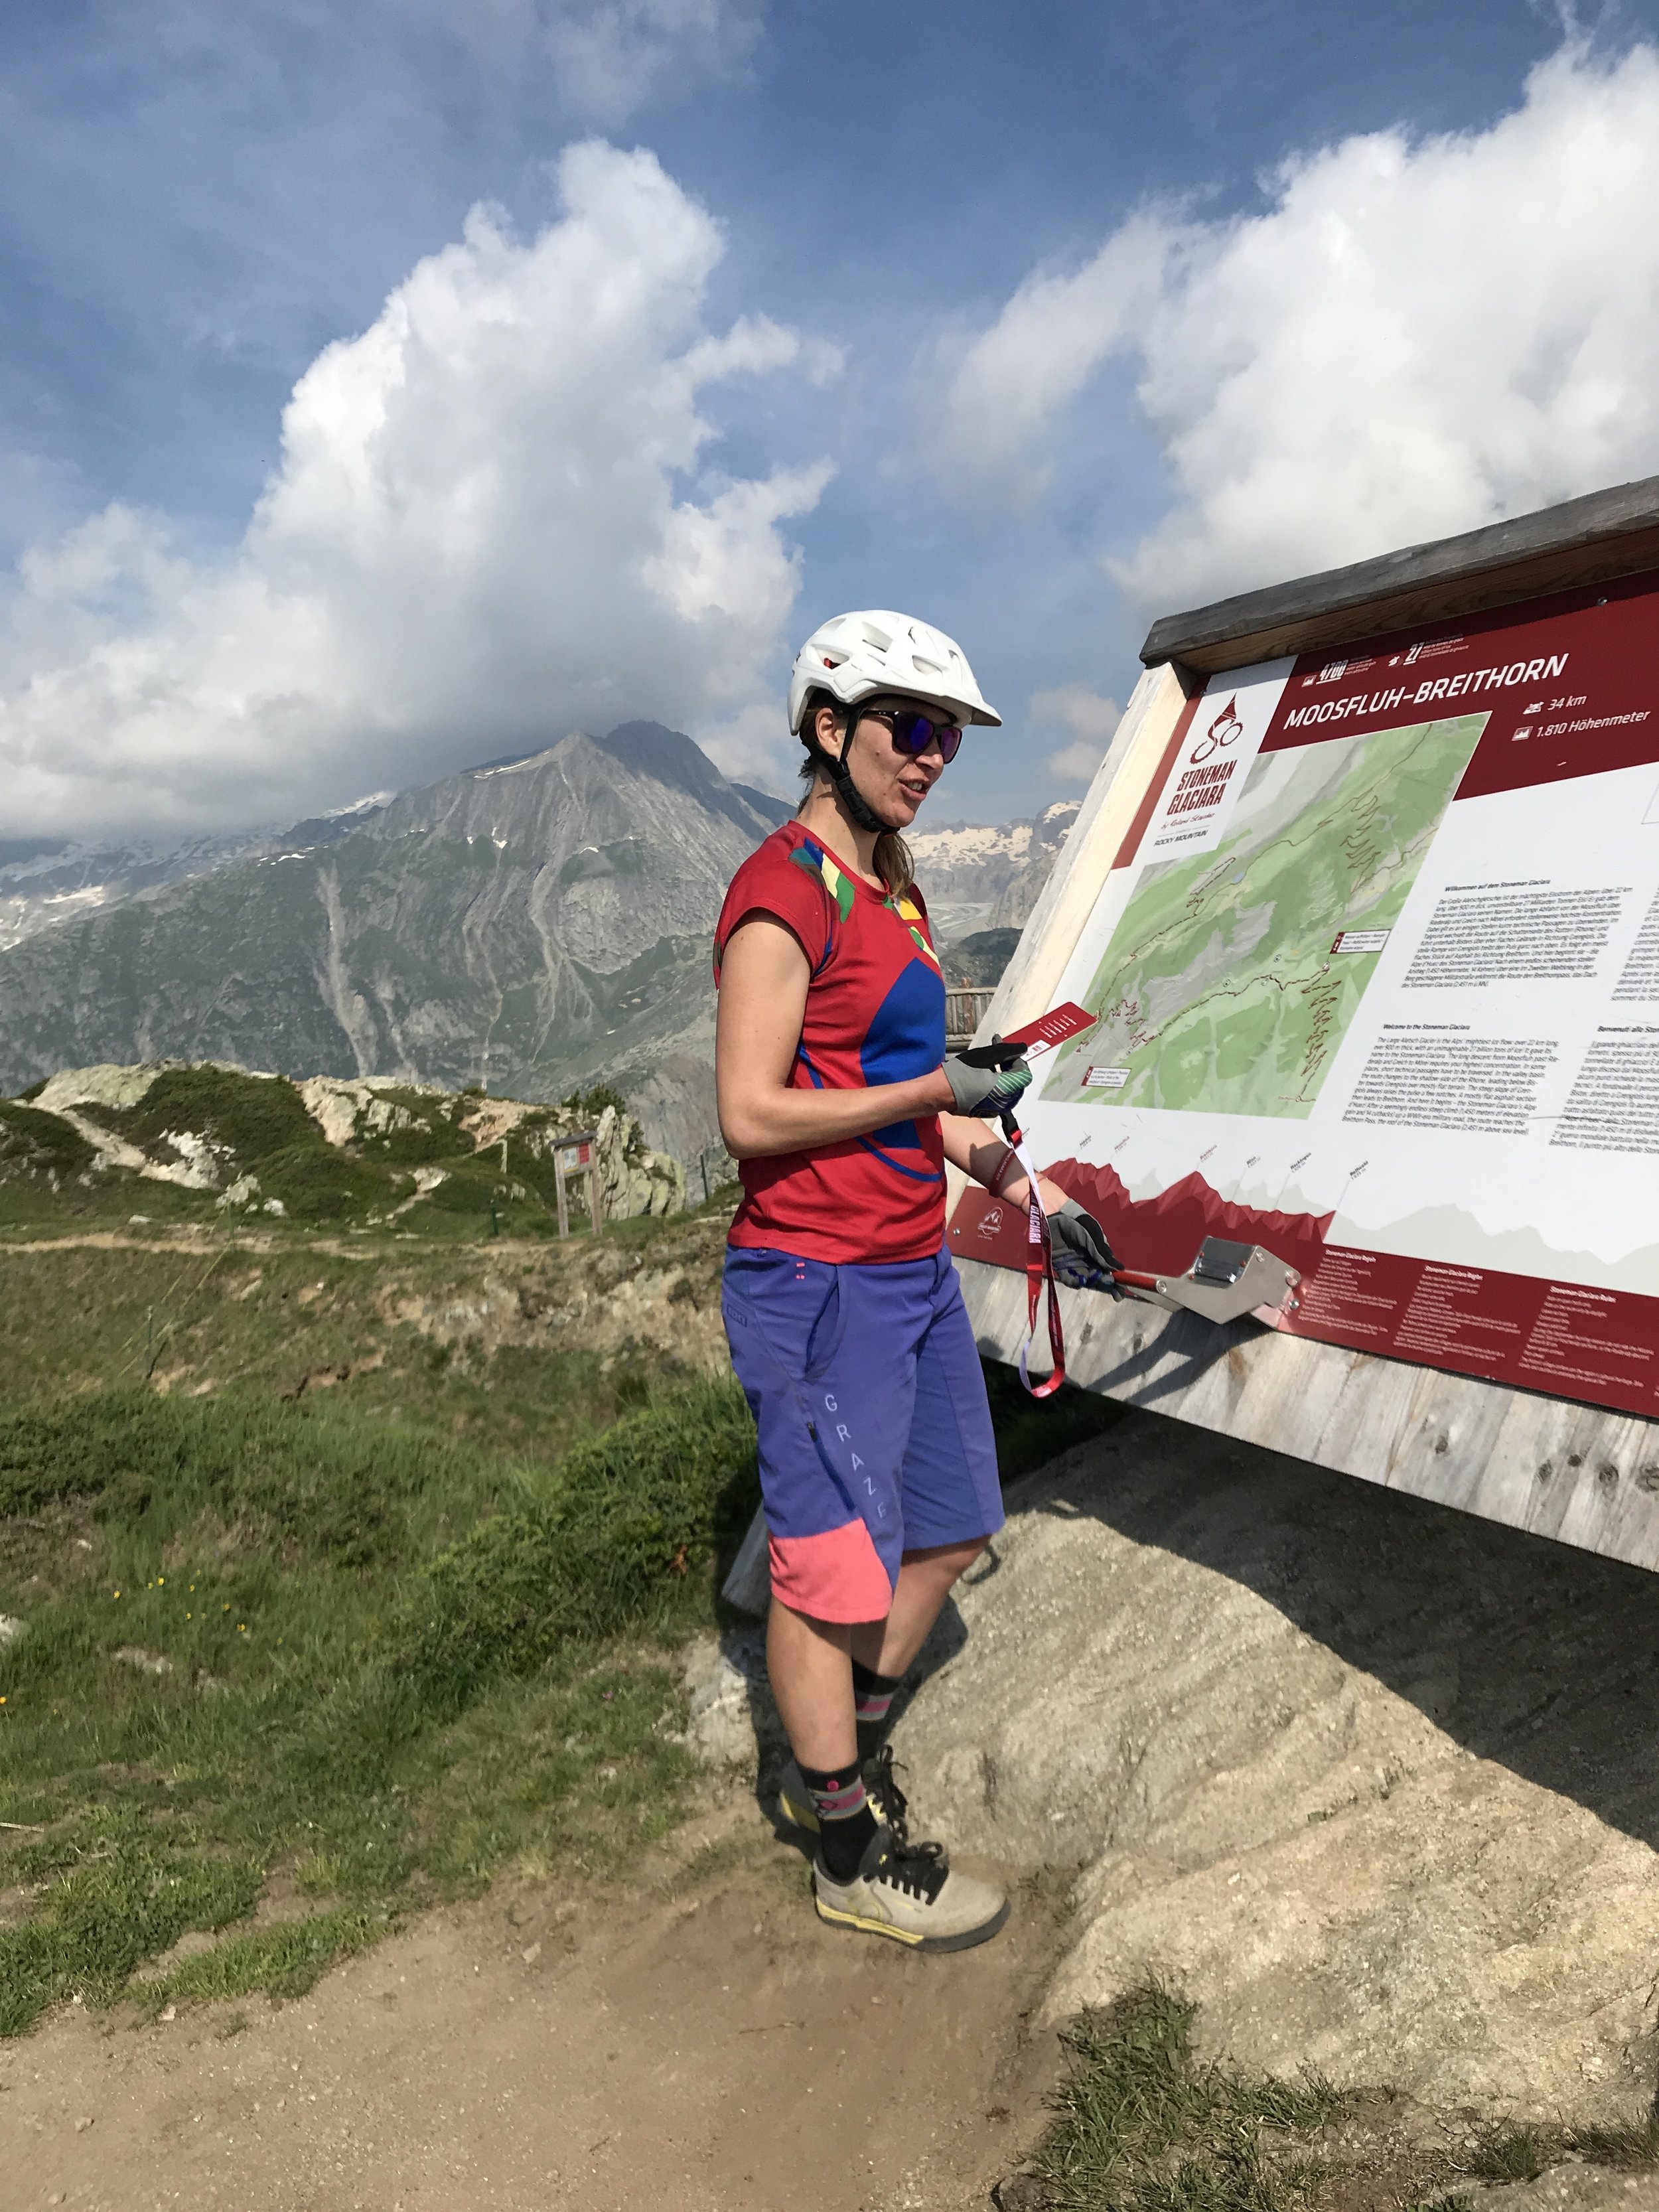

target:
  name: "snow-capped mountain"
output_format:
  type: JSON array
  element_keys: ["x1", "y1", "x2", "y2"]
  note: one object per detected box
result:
[{"x1": 908, "y1": 800, "x2": 1080, "y2": 939}]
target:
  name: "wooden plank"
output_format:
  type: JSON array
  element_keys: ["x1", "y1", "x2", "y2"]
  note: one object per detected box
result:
[
  {"x1": 956, "y1": 1255, "x2": 1659, "y2": 1574},
  {"x1": 553, "y1": 1149, "x2": 569, "y2": 1238},
  {"x1": 1140, "y1": 475, "x2": 1659, "y2": 676}
]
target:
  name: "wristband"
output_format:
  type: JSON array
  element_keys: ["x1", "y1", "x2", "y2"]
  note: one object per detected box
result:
[{"x1": 987, "y1": 1145, "x2": 1020, "y2": 1198}]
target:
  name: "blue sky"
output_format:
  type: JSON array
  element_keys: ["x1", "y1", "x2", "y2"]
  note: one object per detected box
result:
[{"x1": 3, "y1": 0, "x2": 1659, "y2": 835}]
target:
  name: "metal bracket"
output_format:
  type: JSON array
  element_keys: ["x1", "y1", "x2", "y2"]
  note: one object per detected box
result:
[{"x1": 1118, "y1": 1236, "x2": 1301, "y2": 1326}]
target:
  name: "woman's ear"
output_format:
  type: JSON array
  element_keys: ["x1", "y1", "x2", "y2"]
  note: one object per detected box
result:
[{"x1": 813, "y1": 701, "x2": 845, "y2": 759}]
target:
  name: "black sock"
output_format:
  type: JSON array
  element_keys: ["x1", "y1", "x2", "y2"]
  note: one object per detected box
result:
[
  {"x1": 798, "y1": 1759, "x2": 877, "y2": 1880},
  {"x1": 851, "y1": 1658, "x2": 903, "y2": 1765}
]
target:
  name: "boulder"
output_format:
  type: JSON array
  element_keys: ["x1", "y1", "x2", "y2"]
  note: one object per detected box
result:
[{"x1": 892, "y1": 1410, "x2": 1659, "y2": 2120}]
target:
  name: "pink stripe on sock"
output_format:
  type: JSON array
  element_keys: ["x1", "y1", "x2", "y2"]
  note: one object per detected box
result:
[{"x1": 814, "y1": 1778, "x2": 867, "y2": 1820}]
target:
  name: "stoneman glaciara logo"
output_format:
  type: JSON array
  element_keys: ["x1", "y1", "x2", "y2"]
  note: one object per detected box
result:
[
  {"x1": 1165, "y1": 696, "x2": 1247, "y2": 818},
  {"x1": 1190, "y1": 696, "x2": 1244, "y2": 763}
]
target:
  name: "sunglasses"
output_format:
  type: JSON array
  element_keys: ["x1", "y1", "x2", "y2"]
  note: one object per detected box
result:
[{"x1": 861, "y1": 703, "x2": 963, "y2": 765}]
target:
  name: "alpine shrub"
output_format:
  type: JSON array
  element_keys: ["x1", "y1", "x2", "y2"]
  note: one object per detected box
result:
[{"x1": 397, "y1": 1376, "x2": 758, "y2": 1698}]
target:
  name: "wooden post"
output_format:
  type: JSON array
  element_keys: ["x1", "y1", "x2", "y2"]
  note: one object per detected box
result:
[
  {"x1": 585, "y1": 1138, "x2": 603, "y2": 1236},
  {"x1": 553, "y1": 1147, "x2": 569, "y2": 1238}
]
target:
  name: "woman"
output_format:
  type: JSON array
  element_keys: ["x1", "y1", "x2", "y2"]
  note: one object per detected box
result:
[{"x1": 715, "y1": 609, "x2": 1112, "y2": 1950}]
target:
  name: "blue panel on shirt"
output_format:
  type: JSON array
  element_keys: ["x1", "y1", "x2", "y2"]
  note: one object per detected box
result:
[{"x1": 861, "y1": 958, "x2": 946, "y2": 1148}]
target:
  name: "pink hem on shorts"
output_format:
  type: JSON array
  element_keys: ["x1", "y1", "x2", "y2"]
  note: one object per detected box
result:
[{"x1": 768, "y1": 1520, "x2": 893, "y2": 1623}]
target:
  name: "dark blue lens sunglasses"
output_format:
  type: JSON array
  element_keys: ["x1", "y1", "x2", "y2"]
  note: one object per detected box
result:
[{"x1": 862, "y1": 703, "x2": 963, "y2": 765}]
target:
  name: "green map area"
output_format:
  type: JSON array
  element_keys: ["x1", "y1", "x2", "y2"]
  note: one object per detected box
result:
[{"x1": 1045, "y1": 714, "x2": 1486, "y2": 1119}]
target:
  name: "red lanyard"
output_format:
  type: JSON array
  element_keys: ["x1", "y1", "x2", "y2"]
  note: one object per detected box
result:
[{"x1": 1003, "y1": 1116, "x2": 1065, "y2": 1398}]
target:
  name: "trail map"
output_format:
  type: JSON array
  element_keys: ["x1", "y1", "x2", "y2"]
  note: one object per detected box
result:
[
  {"x1": 1043, "y1": 716, "x2": 1484, "y2": 1118},
  {"x1": 948, "y1": 568, "x2": 1659, "y2": 1420}
]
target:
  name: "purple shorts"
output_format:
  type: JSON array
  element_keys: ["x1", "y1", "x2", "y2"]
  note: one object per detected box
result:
[{"x1": 722, "y1": 1245, "x2": 1004, "y2": 1623}]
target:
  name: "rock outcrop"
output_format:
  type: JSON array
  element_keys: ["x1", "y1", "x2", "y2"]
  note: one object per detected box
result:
[
  {"x1": 5, "y1": 1061, "x2": 684, "y2": 1223},
  {"x1": 893, "y1": 1411, "x2": 1659, "y2": 2117},
  {"x1": 711, "y1": 1406, "x2": 1659, "y2": 2122}
]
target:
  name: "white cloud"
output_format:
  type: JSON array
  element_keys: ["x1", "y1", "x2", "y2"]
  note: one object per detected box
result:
[
  {"x1": 1029, "y1": 682, "x2": 1122, "y2": 782},
  {"x1": 0, "y1": 140, "x2": 828, "y2": 837},
  {"x1": 940, "y1": 39, "x2": 1659, "y2": 615}
]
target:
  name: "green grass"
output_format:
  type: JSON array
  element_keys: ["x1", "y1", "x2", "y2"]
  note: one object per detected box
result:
[
  {"x1": 1457, "y1": 2118, "x2": 1659, "y2": 2186},
  {"x1": 1020, "y1": 1986, "x2": 1659, "y2": 2212},
  {"x1": 0, "y1": 1231, "x2": 703, "y2": 1455},
  {"x1": 0, "y1": 1378, "x2": 758, "y2": 2034},
  {"x1": 0, "y1": 1164, "x2": 1133, "y2": 2037},
  {"x1": 1032, "y1": 1984, "x2": 1344, "y2": 2212},
  {"x1": 1460, "y1": 2125, "x2": 1548, "y2": 2184}
]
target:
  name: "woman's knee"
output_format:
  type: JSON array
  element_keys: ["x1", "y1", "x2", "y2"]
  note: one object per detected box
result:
[{"x1": 899, "y1": 1536, "x2": 986, "y2": 1591}]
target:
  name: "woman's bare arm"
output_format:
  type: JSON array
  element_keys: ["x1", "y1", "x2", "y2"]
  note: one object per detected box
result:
[
  {"x1": 715, "y1": 914, "x2": 953, "y2": 1159},
  {"x1": 939, "y1": 1112, "x2": 1069, "y2": 1215}
]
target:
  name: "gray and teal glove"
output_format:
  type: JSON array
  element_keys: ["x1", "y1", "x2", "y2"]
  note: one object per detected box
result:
[
  {"x1": 1048, "y1": 1200, "x2": 1123, "y2": 1295},
  {"x1": 941, "y1": 1044, "x2": 1032, "y2": 1119}
]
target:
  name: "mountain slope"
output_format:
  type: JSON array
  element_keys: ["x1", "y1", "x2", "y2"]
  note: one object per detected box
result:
[
  {"x1": 0, "y1": 798, "x2": 391, "y2": 952},
  {"x1": 0, "y1": 724, "x2": 774, "y2": 1157}
]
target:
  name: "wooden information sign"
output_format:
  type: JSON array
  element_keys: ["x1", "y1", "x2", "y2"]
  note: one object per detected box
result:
[{"x1": 952, "y1": 473, "x2": 1659, "y2": 1573}]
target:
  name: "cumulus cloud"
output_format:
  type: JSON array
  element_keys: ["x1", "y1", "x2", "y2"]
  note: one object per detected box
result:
[
  {"x1": 1027, "y1": 684, "x2": 1123, "y2": 782},
  {"x1": 0, "y1": 140, "x2": 828, "y2": 838},
  {"x1": 941, "y1": 39, "x2": 1659, "y2": 615}
]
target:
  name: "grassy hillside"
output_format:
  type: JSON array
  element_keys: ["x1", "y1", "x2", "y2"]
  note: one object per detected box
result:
[
  {"x1": 2, "y1": 1063, "x2": 670, "y2": 1237},
  {"x1": 0, "y1": 1101, "x2": 1120, "y2": 2034}
]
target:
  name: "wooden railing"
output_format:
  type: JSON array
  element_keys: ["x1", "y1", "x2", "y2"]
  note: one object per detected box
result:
[{"x1": 945, "y1": 985, "x2": 997, "y2": 1051}]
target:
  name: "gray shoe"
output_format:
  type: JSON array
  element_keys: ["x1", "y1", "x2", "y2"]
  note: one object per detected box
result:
[
  {"x1": 812, "y1": 1826, "x2": 1009, "y2": 1953},
  {"x1": 777, "y1": 1743, "x2": 909, "y2": 1836}
]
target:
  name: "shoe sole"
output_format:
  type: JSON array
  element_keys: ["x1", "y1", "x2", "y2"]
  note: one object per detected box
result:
[{"x1": 813, "y1": 1892, "x2": 1011, "y2": 1954}]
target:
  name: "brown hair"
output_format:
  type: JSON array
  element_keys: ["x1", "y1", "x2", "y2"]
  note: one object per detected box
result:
[{"x1": 796, "y1": 694, "x2": 914, "y2": 898}]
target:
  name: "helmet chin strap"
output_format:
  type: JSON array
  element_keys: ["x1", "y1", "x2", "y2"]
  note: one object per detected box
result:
[{"x1": 809, "y1": 715, "x2": 903, "y2": 836}]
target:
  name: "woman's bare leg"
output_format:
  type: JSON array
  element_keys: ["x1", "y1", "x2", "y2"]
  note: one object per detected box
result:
[
  {"x1": 849, "y1": 1537, "x2": 985, "y2": 1679},
  {"x1": 766, "y1": 1598, "x2": 860, "y2": 1770}
]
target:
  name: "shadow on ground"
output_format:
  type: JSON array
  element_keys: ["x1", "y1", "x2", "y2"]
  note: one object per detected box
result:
[{"x1": 1031, "y1": 1415, "x2": 1659, "y2": 1853}]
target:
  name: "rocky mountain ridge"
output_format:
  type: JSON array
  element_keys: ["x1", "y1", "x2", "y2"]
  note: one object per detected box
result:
[
  {"x1": 0, "y1": 723, "x2": 778, "y2": 1160},
  {"x1": 0, "y1": 729, "x2": 1076, "y2": 1159},
  {"x1": 0, "y1": 795, "x2": 393, "y2": 952}
]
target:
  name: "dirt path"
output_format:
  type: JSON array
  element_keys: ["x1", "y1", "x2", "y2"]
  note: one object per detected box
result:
[{"x1": 4, "y1": 1787, "x2": 1065, "y2": 2212}]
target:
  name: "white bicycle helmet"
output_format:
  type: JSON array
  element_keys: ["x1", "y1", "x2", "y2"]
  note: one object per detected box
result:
[{"x1": 787, "y1": 611, "x2": 1001, "y2": 733}]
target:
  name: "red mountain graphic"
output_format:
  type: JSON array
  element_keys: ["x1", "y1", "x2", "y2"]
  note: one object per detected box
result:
[{"x1": 947, "y1": 1158, "x2": 1331, "y2": 1281}]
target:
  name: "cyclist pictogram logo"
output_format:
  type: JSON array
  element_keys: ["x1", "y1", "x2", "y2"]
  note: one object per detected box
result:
[{"x1": 1190, "y1": 696, "x2": 1244, "y2": 763}]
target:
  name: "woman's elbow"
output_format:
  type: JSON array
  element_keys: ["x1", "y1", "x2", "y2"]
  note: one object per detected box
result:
[{"x1": 718, "y1": 1098, "x2": 768, "y2": 1159}]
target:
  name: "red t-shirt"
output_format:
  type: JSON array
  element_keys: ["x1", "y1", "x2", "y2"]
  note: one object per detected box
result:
[{"x1": 713, "y1": 821, "x2": 948, "y2": 1263}]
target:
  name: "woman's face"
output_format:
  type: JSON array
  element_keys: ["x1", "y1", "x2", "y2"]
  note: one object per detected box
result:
[{"x1": 832, "y1": 696, "x2": 956, "y2": 828}]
